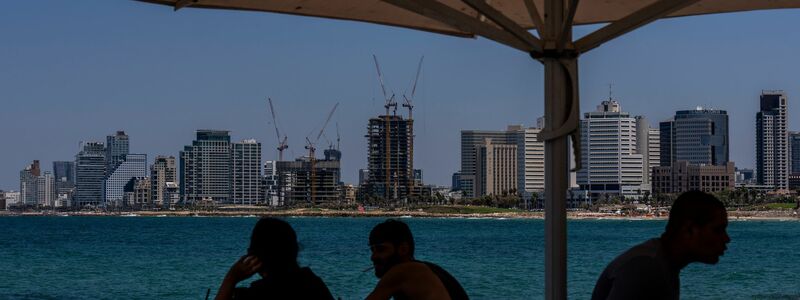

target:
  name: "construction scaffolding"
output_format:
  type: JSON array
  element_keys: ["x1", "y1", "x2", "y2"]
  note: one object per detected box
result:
[
  {"x1": 276, "y1": 155, "x2": 341, "y2": 205},
  {"x1": 362, "y1": 115, "x2": 419, "y2": 204}
]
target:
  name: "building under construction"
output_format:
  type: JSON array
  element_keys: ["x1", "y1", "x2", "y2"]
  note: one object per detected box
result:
[
  {"x1": 276, "y1": 149, "x2": 341, "y2": 205},
  {"x1": 362, "y1": 115, "x2": 423, "y2": 204}
]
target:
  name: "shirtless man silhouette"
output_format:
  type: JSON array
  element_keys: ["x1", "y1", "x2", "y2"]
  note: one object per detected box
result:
[
  {"x1": 592, "y1": 191, "x2": 731, "y2": 300},
  {"x1": 366, "y1": 219, "x2": 469, "y2": 300}
]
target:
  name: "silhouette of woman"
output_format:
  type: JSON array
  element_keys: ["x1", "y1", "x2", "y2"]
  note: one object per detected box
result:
[{"x1": 215, "y1": 217, "x2": 334, "y2": 300}]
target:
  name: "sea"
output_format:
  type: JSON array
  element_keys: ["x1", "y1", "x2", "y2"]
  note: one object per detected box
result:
[{"x1": 0, "y1": 216, "x2": 798, "y2": 299}]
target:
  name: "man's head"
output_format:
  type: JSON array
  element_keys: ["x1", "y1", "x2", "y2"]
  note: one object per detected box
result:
[
  {"x1": 663, "y1": 191, "x2": 730, "y2": 265},
  {"x1": 248, "y1": 217, "x2": 299, "y2": 274},
  {"x1": 369, "y1": 219, "x2": 415, "y2": 278}
]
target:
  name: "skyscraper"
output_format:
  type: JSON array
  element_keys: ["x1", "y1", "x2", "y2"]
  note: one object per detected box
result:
[
  {"x1": 232, "y1": 139, "x2": 262, "y2": 205},
  {"x1": 53, "y1": 161, "x2": 76, "y2": 199},
  {"x1": 662, "y1": 108, "x2": 729, "y2": 166},
  {"x1": 74, "y1": 142, "x2": 105, "y2": 207},
  {"x1": 578, "y1": 99, "x2": 646, "y2": 199},
  {"x1": 635, "y1": 117, "x2": 661, "y2": 186},
  {"x1": 475, "y1": 138, "x2": 517, "y2": 196},
  {"x1": 519, "y1": 127, "x2": 546, "y2": 194},
  {"x1": 19, "y1": 160, "x2": 40, "y2": 206},
  {"x1": 460, "y1": 127, "x2": 521, "y2": 198},
  {"x1": 36, "y1": 172, "x2": 56, "y2": 207},
  {"x1": 150, "y1": 156, "x2": 177, "y2": 207},
  {"x1": 789, "y1": 132, "x2": 800, "y2": 174},
  {"x1": 756, "y1": 91, "x2": 788, "y2": 189},
  {"x1": 363, "y1": 115, "x2": 415, "y2": 203},
  {"x1": 103, "y1": 153, "x2": 147, "y2": 206},
  {"x1": 106, "y1": 131, "x2": 130, "y2": 172},
  {"x1": 180, "y1": 130, "x2": 232, "y2": 204}
]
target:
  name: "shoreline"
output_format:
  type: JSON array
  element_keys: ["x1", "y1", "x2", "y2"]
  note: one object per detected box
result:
[{"x1": 1, "y1": 208, "x2": 797, "y2": 221}]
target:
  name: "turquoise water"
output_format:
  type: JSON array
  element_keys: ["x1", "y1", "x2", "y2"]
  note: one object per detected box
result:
[{"x1": 1, "y1": 217, "x2": 798, "y2": 299}]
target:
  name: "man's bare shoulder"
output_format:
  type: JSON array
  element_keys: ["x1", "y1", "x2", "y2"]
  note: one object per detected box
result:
[{"x1": 370, "y1": 262, "x2": 451, "y2": 300}]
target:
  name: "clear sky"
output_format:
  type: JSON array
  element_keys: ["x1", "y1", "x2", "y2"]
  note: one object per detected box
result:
[{"x1": 1, "y1": 1, "x2": 799, "y2": 189}]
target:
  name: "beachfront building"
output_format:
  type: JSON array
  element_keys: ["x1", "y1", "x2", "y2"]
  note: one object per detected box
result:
[
  {"x1": 362, "y1": 115, "x2": 416, "y2": 203},
  {"x1": 635, "y1": 117, "x2": 661, "y2": 187},
  {"x1": 180, "y1": 130, "x2": 232, "y2": 204},
  {"x1": 232, "y1": 139, "x2": 263, "y2": 205},
  {"x1": 276, "y1": 157, "x2": 342, "y2": 205},
  {"x1": 19, "y1": 160, "x2": 41, "y2": 206},
  {"x1": 36, "y1": 172, "x2": 56, "y2": 207},
  {"x1": 756, "y1": 91, "x2": 789, "y2": 190},
  {"x1": 578, "y1": 99, "x2": 647, "y2": 200},
  {"x1": 4, "y1": 191, "x2": 20, "y2": 209},
  {"x1": 74, "y1": 142, "x2": 106, "y2": 207},
  {"x1": 475, "y1": 138, "x2": 518, "y2": 197},
  {"x1": 150, "y1": 156, "x2": 176, "y2": 207},
  {"x1": 125, "y1": 177, "x2": 151, "y2": 207},
  {"x1": 106, "y1": 131, "x2": 130, "y2": 172},
  {"x1": 659, "y1": 107, "x2": 729, "y2": 167},
  {"x1": 652, "y1": 161, "x2": 735, "y2": 194},
  {"x1": 103, "y1": 154, "x2": 147, "y2": 206}
]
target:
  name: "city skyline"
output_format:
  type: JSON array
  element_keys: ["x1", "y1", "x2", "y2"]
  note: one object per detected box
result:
[{"x1": 2, "y1": 2, "x2": 800, "y2": 189}]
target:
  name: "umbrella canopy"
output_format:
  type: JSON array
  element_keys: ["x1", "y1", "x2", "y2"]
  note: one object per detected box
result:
[{"x1": 137, "y1": 0, "x2": 800, "y2": 299}]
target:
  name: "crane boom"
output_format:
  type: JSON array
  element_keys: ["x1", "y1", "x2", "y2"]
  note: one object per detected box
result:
[
  {"x1": 267, "y1": 97, "x2": 281, "y2": 140},
  {"x1": 315, "y1": 102, "x2": 339, "y2": 143}
]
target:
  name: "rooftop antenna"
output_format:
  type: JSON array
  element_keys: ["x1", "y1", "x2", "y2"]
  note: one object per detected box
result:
[{"x1": 608, "y1": 83, "x2": 614, "y2": 100}]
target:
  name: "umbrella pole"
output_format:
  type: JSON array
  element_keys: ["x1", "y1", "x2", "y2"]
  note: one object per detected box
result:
[{"x1": 543, "y1": 57, "x2": 571, "y2": 300}]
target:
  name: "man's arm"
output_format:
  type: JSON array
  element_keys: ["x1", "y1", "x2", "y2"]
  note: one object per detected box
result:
[{"x1": 215, "y1": 256, "x2": 262, "y2": 300}]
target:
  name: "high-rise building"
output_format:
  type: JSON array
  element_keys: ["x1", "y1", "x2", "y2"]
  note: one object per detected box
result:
[
  {"x1": 19, "y1": 160, "x2": 40, "y2": 206},
  {"x1": 578, "y1": 100, "x2": 646, "y2": 199},
  {"x1": 460, "y1": 127, "x2": 522, "y2": 198},
  {"x1": 276, "y1": 157, "x2": 342, "y2": 205},
  {"x1": 180, "y1": 130, "x2": 232, "y2": 204},
  {"x1": 756, "y1": 91, "x2": 788, "y2": 189},
  {"x1": 53, "y1": 161, "x2": 76, "y2": 202},
  {"x1": 789, "y1": 132, "x2": 800, "y2": 174},
  {"x1": 519, "y1": 127, "x2": 545, "y2": 194},
  {"x1": 363, "y1": 115, "x2": 416, "y2": 203},
  {"x1": 635, "y1": 117, "x2": 661, "y2": 186},
  {"x1": 150, "y1": 156, "x2": 177, "y2": 207},
  {"x1": 53, "y1": 161, "x2": 75, "y2": 187},
  {"x1": 451, "y1": 172, "x2": 462, "y2": 191},
  {"x1": 789, "y1": 132, "x2": 800, "y2": 189},
  {"x1": 232, "y1": 139, "x2": 262, "y2": 205},
  {"x1": 263, "y1": 161, "x2": 280, "y2": 206},
  {"x1": 475, "y1": 138, "x2": 518, "y2": 196},
  {"x1": 106, "y1": 131, "x2": 130, "y2": 172},
  {"x1": 36, "y1": 172, "x2": 56, "y2": 207},
  {"x1": 75, "y1": 142, "x2": 105, "y2": 207},
  {"x1": 103, "y1": 154, "x2": 147, "y2": 206},
  {"x1": 125, "y1": 177, "x2": 151, "y2": 207},
  {"x1": 660, "y1": 108, "x2": 729, "y2": 167}
]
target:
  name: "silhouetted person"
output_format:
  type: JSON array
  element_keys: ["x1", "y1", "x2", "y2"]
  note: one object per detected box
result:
[
  {"x1": 366, "y1": 219, "x2": 469, "y2": 300},
  {"x1": 216, "y1": 217, "x2": 334, "y2": 300},
  {"x1": 591, "y1": 191, "x2": 731, "y2": 300}
]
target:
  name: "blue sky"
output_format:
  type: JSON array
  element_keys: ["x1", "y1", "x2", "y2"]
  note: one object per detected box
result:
[{"x1": 1, "y1": 1, "x2": 799, "y2": 188}]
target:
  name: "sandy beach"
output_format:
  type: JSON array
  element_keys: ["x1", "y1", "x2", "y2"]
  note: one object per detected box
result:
[{"x1": 1, "y1": 206, "x2": 797, "y2": 221}]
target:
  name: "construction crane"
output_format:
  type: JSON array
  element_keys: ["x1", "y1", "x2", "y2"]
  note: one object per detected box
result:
[
  {"x1": 306, "y1": 102, "x2": 339, "y2": 204},
  {"x1": 267, "y1": 97, "x2": 288, "y2": 161},
  {"x1": 374, "y1": 54, "x2": 396, "y2": 202},
  {"x1": 402, "y1": 56, "x2": 424, "y2": 203}
]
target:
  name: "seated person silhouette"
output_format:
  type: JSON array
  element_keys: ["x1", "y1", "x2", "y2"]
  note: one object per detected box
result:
[
  {"x1": 591, "y1": 190, "x2": 731, "y2": 300},
  {"x1": 366, "y1": 219, "x2": 469, "y2": 300},
  {"x1": 215, "y1": 217, "x2": 334, "y2": 300}
]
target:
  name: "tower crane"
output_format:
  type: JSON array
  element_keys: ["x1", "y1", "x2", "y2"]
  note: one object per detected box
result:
[
  {"x1": 267, "y1": 97, "x2": 288, "y2": 161},
  {"x1": 402, "y1": 56, "x2": 424, "y2": 202},
  {"x1": 306, "y1": 102, "x2": 339, "y2": 203},
  {"x1": 374, "y1": 54, "x2": 396, "y2": 202}
]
